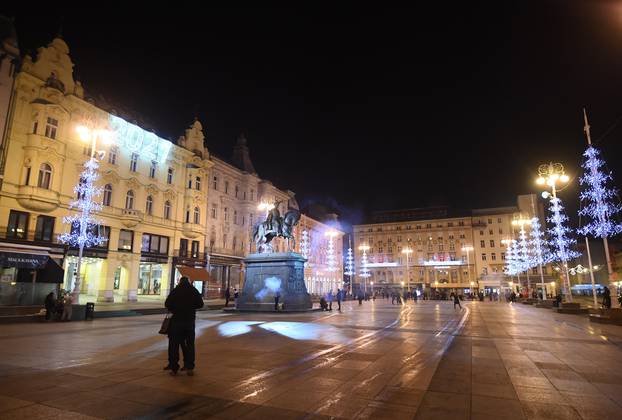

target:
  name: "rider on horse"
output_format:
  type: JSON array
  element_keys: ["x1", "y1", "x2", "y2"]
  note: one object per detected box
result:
[{"x1": 266, "y1": 200, "x2": 282, "y2": 235}]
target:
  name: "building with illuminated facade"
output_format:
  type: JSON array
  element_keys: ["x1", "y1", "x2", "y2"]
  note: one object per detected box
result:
[
  {"x1": 352, "y1": 194, "x2": 555, "y2": 296},
  {"x1": 0, "y1": 36, "x2": 344, "y2": 305}
]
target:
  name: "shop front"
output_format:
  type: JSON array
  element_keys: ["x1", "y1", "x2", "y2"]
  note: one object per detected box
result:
[
  {"x1": 0, "y1": 245, "x2": 64, "y2": 306},
  {"x1": 138, "y1": 263, "x2": 164, "y2": 295},
  {"x1": 207, "y1": 254, "x2": 243, "y2": 298}
]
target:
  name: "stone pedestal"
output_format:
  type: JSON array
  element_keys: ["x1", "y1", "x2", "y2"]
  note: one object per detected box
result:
[{"x1": 237, "y1": 252, "x2": 312, "y2": 312}]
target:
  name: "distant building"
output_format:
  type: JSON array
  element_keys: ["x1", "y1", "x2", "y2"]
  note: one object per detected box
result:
[{"x1": 353, "y1": 194, "x2": 557, "y2": 297}]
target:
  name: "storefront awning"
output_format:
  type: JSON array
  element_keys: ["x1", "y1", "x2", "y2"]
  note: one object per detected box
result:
[
  {"x1": 177, "y1": 266, "x2": 213, "y2": 282},
  {"x1": 0, "y1": 252, "x2": 49, "y2": 268}
]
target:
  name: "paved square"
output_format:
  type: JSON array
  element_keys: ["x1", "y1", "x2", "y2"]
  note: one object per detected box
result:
[{"x1": 1, "y1": 300, "x2": 621, "y2": 419}]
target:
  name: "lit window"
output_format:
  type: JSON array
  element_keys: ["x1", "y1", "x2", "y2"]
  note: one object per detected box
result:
[
  {"x1": 108, "y1": 147, "x2": 118, "y2": 164},
  {"x1": 196, "y1": 176, "x2": 201, "y2": 191},
  {"x1": 37, "y1": 163, "x2": 52, "y2": 189},
  {"x1": 44, "y1": 117, "x2": 58, "y2": 139}
]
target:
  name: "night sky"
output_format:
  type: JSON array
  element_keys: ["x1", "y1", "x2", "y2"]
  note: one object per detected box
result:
[{"x1": 4, "y1": 2, "x2": 622, "y2": 227}]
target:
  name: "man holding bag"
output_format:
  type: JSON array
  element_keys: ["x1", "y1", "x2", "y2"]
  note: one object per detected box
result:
[{"x1": 164, "y1": 277, "x2": 204, "y2": 375}]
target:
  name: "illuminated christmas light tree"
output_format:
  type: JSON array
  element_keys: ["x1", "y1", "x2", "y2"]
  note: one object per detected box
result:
[
  {"x1": 58, "y1": 158, "x2": 107, "y2": 297},
  {"x1": 547, "y1": 196, "x2": 581, "y2": 301},
  {"x1": 326, "y1": 231, "x2": 337, "y2": 272},
  {"x1": 529, "y1": 216, "x2": 550, "y2": 299},
  {"x1": 344, "y1": 241, "x2": 355, "y2": 276},
  {"x1": 300, "y1": 229, "x2": 309, "y2": 260}
]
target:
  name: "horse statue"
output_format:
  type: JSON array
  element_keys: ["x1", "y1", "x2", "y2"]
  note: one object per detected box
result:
[{"x1": 252, "y1": 205, "x2": 301, "y2": 253}]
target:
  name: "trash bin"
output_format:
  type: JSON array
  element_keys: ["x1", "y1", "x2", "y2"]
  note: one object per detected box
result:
[{"x1": 85, "y1": 302, "x2": 95, "y2": 320}]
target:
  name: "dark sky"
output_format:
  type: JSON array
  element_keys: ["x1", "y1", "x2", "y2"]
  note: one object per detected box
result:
[{"x1": 5, "y1": 2, "x2": 622, "y2": 227}]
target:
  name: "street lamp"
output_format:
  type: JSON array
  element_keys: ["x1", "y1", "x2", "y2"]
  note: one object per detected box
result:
[
  {"x1": 536, "y1": 162, "x2": 573, "y2": 302},
  {"x1": 461, "y1": 245, "x2": 474, "y2": 293},
  {"x1": 402, "y1": 243, "x2": 413, "y2": 292}
]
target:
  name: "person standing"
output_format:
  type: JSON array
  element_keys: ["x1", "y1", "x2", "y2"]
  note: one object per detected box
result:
[
  {"x1": 453, "y1": 293, "x2": 462, "y2": 310},
  {"x1": 336, "y1": 288, "x2": 342, "y2": 311},
  {"x1": 165, "y1": 277, "x2": 204, "y2": 376},
  {"x1": 233, "y1": 288, "x2": 239, "y2": 308},
  {"x1": 274, "y1": 290, "x2": 281, "y2": 311},
  {"x1": 44, "y1": 291, "x2": 56, "y2": 321},
  {"x1": 61, "y1": 293, "x2": 73, "y2": 321},
  {"x1": 603, "y1": 286, "x2": 611, "y2": 309},
  {"x1": 224, "y1": 287, "x2": 231, "y2": 307},
  {"x1": 327, "y1": 290, "x2": 333, "y2": 311}
]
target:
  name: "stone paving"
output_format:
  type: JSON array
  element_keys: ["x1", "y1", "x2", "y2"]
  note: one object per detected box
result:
[{"x1": 0, "y1": 300, "x2": 621, "y2": 419}]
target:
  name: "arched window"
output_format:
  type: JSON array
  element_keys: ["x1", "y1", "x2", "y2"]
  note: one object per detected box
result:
[
  {"x1": 164, "y1": 201, "x2": 171, "y2": 219},
  {"x1": 146, "y1": 195, "x2": 153, "y2": 215},
  {"x1": 125, "y1": 190, "x2": 134, "y2": 209},
  {"x1": 37, "y1": 163, "x2": 52, "y2": 189},
  {"x1": 194, "y1": 207, "x2": 200, "y2": 224},
  {"x1": 232, "y1": 236, "x2": 237, "y2": 250},
  {"x1": 185, "y1": 208, "x2": 190, "y2": 223},
  {"x1": 103, "y1": 184, "x2": 112, "y2": 206}
]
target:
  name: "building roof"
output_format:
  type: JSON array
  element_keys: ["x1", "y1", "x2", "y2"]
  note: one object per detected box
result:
[{"x1": 231, "y1": 133, "x2": 257, "y2": 175}]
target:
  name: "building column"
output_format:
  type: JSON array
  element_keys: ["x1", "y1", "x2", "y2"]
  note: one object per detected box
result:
[{"x1": 97, "y1": 255, "x2": 117, "y2": 302}]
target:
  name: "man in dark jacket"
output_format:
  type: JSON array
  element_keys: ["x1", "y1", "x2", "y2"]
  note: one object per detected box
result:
[
  {"x1": 224, "y1": 287, "x2": 231, "y2": 307},
  {"x1": 44, "y1": 291, "x2": 56, "y2": 321},
  {"x1": 164, "y1": 277, "x2": 204, "y2": 375}
]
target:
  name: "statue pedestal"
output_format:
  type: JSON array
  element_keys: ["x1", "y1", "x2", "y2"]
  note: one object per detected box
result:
[{"x1": 237, "y1": 252, "x2": 312, "y2": 312}]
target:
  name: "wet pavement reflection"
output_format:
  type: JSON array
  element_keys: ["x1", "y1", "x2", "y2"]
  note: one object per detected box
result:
[{"x1": 1, "y1": 300, "x2": 621, "y2": 419}]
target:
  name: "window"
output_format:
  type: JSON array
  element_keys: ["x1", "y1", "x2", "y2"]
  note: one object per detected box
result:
[
  {"x1": 194, "y1": 207, "x2": 200, "y2": 224},
  {"x1": 213, "y1": 176, "x2": 218, "y2": 190},
  {"x1": 243, "y1": 191, "x2": 247, "y2": 200},
  {"x1": 250, "y1": 189, "x2": 254, "y2": 201},
  {"x1": 191, "y1": 240, "x2": 200, "y2": 258},
  {"x1": 489, "y1": 229, "x2": 493, "y2": 235},
  {"x1": 224, "y1": 181, "x2": 229, "y2": 194},
  {"x1": 34, "y1": 216, "x2": 54, "y2": 241},
  {"x1": 44, "y1": 117, "x2": 58, "y2": 139},
  {"x1": 108, "y1": 147, "x2": 118, "y2": 164},
  {"x1": 491, "y1": 253, "x2": 497, "y2": 261},
  {"x1": 24, "y1": 167, "x2": 31, "y2": 185},
  {"x1": 490, "y1": 240, "x2": 495, "y2": 248},
  {"x1": 426, "y1": 224, "x2": 431, "y2": 229},
  {"x1": 501, "y1": 252, "x2": 506, "y2": 260},
  {"x1": 483, "y1": 267, "x2": 488, "y2": 275},
  {"x1": 488, "y1": 218, "x2": 492, "y2": 224},
  {"x1": 448, "y1": 222, "x2": 454, "y2": 227},
  {"x1": 149, "y1": 161, "x2": 156, "y2": 178},
  {"x1": 69, "y1": 224, "x2": 110, "y2": 249},
  {"x1": 224, "y1": 207, "x2": 229, "y2": 221},
  {"x1": 459, "y1": 221, "x2": 464, "y2": 226},
  {"x1": 479, "y1": 230, "x2": 484, "y2": 236},
  {"x1": 103, "y1": 184, "x2": 112, "y2": 206},
  {"x1": 187, "y1": 177, "x2": 192, "y2": 189},
  {"x1": 242, "y1": 215, "x2": 245, "y2": 226},
  {"x1": 185, "y1": 208, "x2": 190, "y2": 223},
  {"x1": 164, "y1": 201, "x2": 171, "y2": 219},
  {"x1": 482, "y1": 253, "x2": 487, "y2": 261},
  {"x1": 233, "y1": 210, "x2": 238, "y2": 224},
  {"x1": 7, "y1": 210, "x2": 29, "y2": 239},
  {"x1": 232, "y1": 237, "x2": 237, "y2": 250},
  {"x1": 196, "y1": 176, "x2": 201, "y2": 191},
  {"x1": 211, "y1": 205, "x2": 217, "y2": 219},
  {"x1": 235, "y1": 185, "x2": 239, "y2": 198},
  {"x1": 118, "y1": 230, "x2": 134, "y2": 251},
  {"x1": 76, "y1": 177, "x2": 86, "y2": 200},
  {"x1": 145, "y1": 195, "x2": 153, "y2": 215},
  {"x1": 480, "y1": 240, "x2": 485, "y2": 248},
  {"x1": 141, "y1": 233, "x2": 169, "y2": 254},
  {"x1": 32, "y1": 119, "x2": 38, "y2": 134},
  {"x1": 250, "y1": 213, "x2": 254, "y2": 226},
  {"x1": 497, "y1": 218, "x2": 502, "y2": 223},
  {"x1": 179, "y1": 239, "x2": 188, "y2": 257},
  {"x1": 125, "y1": 190, "x2": 134, "y2": 209},
  {"x1": 37, "y1": 163, "x2": 52, "y2": 189},
  {"x1": 130, "y1": 153, "x2": 138, "y2": 172},
  {"x1": 167, "y1": 168, "x2": 174, "y2": 184},
  {"x1": 499, "y1": 228, "x2": 503, "y2": 234}
]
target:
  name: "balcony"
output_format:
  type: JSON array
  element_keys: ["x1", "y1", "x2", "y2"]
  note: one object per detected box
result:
[
  {"x1": 119, "y1": 208, "x2": 143, "y2": 228},
  {"x1": 174, "y1": 249, "x2": 208, "y2": 265},
  {"x1": 182, "y1": 223, "x2": 204, "y2": 238},
  {"x1": 16, "y1": 185, "x2": 60, "y2": 212}
]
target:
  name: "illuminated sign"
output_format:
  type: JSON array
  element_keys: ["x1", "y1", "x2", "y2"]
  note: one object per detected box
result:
[
  {"x1": 366, "y1": 262, "x2": 399, "y2": 267},
  {"x1": 423, "y1": 260, "x2": 463, "y2": 266},
  {"x1": 108, "y1": 115, "x2": 172, "y2": 162}
]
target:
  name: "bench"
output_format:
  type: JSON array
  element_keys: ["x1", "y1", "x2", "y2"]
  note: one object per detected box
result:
[
  {"x1": 556, "y1": 302, "x2": 589, "y2": 314},
  {"x1": 589, "y1": 308, "x2": 622, "y2": 325}
]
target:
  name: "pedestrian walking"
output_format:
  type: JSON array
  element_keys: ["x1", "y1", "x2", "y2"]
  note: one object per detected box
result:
[
  {"x1": 453, "y1": 293, "x2": 462, "y2": 310},
  {"x1": 336, "y1": 288, "x2": 342, "y2": 311},
  {"x1": 164, "y1": 277, "x2": 204, "y2": 376},
  {"x1": 224, "y1": 287, "x2": 230, "y2": 307},
  {"x1": 234, "y1": 288, "x2": 239, "y2": 308},
  {"x1": 44, "y1": 291, "x2": 56, "y2": 321},
  {"x1": 274, "y1": 290, "x2": 281, "y2": 311},
  {"x1": 61, "y1": 293, "x2": 73, "y2": 321}
]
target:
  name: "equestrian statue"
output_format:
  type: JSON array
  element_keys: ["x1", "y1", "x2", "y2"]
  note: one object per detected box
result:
[{"x1": 252, "y1": 200, "x2": 301, "y2": 253}]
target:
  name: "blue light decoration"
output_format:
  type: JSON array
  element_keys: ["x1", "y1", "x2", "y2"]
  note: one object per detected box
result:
[
  {"x1": 504, "y1": 240, "x2": 517, "y2": 276},
  {"x1": 529, "y1": 216, "x2": 550, "y2": 298},
  {"x1": 517, "y1": 223, "x2": 533, "y2": 275},
  {"x1": 344, "y1": 246, "x2": 355, "y2": 276},
  {"x1": 359, "y1": 248, "x2": 371, "y2": 278},
  {"x1": 578, "y1": 146, "x2": 622, "y2": 239},
  {"x1": 58, "y1": 158, "x2": 106, "y2": 248},
  {"x1": 547, "y1": 197, "x2": 581, "y2": 299},
  {"x1": 300, "y1": 229, "x2": 309, "y2": 260}
]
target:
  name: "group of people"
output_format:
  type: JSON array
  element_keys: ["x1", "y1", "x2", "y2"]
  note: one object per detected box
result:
[
  {"x1": 43, "y1": 290, "x2": 74, "y2": 321},
  {"x1": 223, "y1": 287, "x2": 239, "y2": 308},
  {"x1": 320, "y1": 289, "x2": 345, "y2": 311}
]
